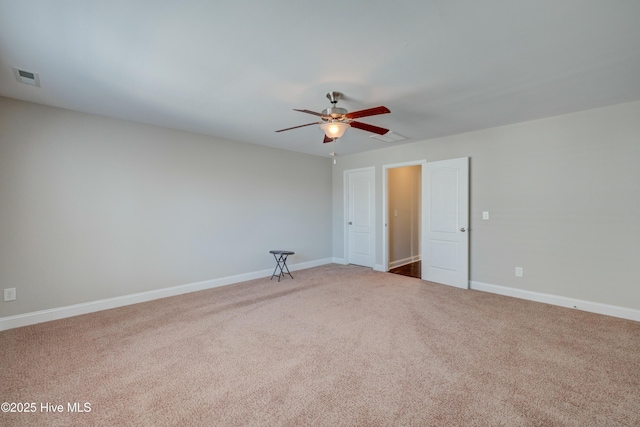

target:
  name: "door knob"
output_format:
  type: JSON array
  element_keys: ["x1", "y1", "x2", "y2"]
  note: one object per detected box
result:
[
  {"x1": 348, "y1": 221, "x2": 353, "y2": 225},
  {"x1": 460, "y1": 227, "x2": 466, "y2": 232}
]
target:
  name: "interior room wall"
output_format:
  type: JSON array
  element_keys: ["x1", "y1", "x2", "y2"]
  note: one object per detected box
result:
[
  {"x1": 332, "y1": 100, "x2": 640, "y2": 311},
  {"x1": 388, "y1": 166, "x2": 421, "y2": 268},
  {"x1": 0, "y1": 97, "x2": 332, "y2": 318}
]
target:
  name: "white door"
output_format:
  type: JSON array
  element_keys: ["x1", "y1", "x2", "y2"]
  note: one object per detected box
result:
[
  {"x1": 422, "y1": 157, "x2": 469, "y2": 288},
  {"x1": 347, "y1": 168, "x2": 375, "y2": 268}
]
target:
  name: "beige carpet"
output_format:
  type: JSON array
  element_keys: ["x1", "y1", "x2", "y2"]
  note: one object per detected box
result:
[{"x1": 1, "y1": 264, "x2": 639, "y2": 426}]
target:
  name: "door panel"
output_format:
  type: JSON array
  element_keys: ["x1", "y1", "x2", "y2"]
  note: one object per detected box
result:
[
  {"x1": 353, "y1": 178, "x2": 372, "y2": 227},
  {"x1": 353, "y1": 233, "x2": 372, "y2": 257},
  {"x1": 430, "y1": 168, "x2": 459, "y2": 232},
  {"x1": 429, "y1": 240, "x2": 458, "y2": 271}
]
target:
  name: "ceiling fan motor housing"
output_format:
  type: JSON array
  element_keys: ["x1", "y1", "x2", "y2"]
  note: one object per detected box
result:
[{"x1": 321, "y1": 107, "x2": 348, "y2": 120}]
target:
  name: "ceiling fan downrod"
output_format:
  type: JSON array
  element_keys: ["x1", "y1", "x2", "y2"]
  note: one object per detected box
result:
[{"x1": 326, "y1": 91, "x2": 343, "y2": 105}]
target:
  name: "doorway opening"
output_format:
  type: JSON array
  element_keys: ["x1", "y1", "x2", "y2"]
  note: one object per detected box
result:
[{"x1": 383, "y1": 161, "x2": 425, "y2": 278}]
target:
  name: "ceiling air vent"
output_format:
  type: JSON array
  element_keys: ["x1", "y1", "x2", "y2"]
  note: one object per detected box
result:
[
  {"x1": 13, "y1": 68, "x2": 41, "y2": 87},
  {"x1": 369, "y1": 131, "x2": 407, "y2": 143}
]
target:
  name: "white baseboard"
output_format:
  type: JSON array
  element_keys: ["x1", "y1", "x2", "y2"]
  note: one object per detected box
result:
[
  {"x1": 0, "y1": 258, "x2": 334, "y2": 331},
  {"x1": 373, "y1": 264, "x2": 385, "y2": 272},
  {"x1": 389, "y1": 255, "x2": 421, "y2": 270},
  {"x1": 470, "y1": 281, "x2": 640, "y2": 323}
]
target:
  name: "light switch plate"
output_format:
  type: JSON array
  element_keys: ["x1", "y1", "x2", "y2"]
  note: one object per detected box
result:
[{"x1": 4, "y1": 288, "x2": 16, "y2": 301}]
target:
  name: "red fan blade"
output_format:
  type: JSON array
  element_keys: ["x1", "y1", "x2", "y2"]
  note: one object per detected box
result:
[
  {"x1": 294, "y1": 109, "x2": 326, "y2": 118},
  {"x1": 345, "y1": 106, "x2": 390, "y2": 119},
  {"x1": 349, "y1": 121, "x2": 389, "y2": 135},
  {"x1": 323, "y1": 134, "x2": 335, "y2": 144},
  {"x1": 275, "y1": 122, "x2": 320, "y2": 132}
]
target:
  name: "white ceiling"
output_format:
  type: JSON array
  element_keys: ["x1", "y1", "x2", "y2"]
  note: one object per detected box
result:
[{"x1": 1, "y1": 1, "x2": 640, "y2": 157}]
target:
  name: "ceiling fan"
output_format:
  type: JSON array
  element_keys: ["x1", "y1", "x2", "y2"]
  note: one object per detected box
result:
[{"x1": 275, "y1": 91, "x2": 390, "y2": 143}]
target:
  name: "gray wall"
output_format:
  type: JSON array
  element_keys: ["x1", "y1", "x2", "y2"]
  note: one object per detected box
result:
[
  {"x1": 3, "y1": 95, "x2": 639, "y2": 318},
  {"x1": 0, "y1": 97, "x2": 332, "y2": 317},
  {"x1": 333, "y1": 100, "x2": 640, "y2": 310}
]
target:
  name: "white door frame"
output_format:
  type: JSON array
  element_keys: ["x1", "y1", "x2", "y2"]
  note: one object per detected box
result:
[
  {"x1": 382, "y1": 160, "x2": 426, "y2": 272},
  {"x1": 343, "y1": 167, "x2": 376, "y2": 268}
]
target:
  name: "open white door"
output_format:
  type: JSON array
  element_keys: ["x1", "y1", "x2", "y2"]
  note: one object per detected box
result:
[
  {"x1": 346, "y1": 168, "x2": 375, "y2": 268},
  {"x1": 421, "y1": 157, "x2": 469, "y2": 288}
]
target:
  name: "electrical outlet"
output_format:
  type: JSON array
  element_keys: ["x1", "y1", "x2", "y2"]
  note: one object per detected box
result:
[
  {"x1": 482, "y1": 211, "x2": 489, "y2": 220},
  {"x1": 4, "y1": 288, "x2": 16, "y2": 301},
  {"x1": 515, "y1": 267, "x2": 523, "y2": 277}
]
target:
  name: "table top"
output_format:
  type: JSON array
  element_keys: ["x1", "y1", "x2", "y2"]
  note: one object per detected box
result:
[{"x1": 269, "y1": 250, "x2": 295, "y2": 255}]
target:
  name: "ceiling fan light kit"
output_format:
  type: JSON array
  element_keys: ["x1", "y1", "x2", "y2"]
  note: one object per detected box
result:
[
  {"x1": 276, "y1": 91, "x2": 391, "y2": 144},
  {"x1": 319, "y1": 121, "x2": 349, "y2": 139}
]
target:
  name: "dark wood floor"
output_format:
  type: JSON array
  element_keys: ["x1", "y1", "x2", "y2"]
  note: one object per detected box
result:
[{"x1": 389, "y1": 261, "x2": 421, "y2": 279}]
